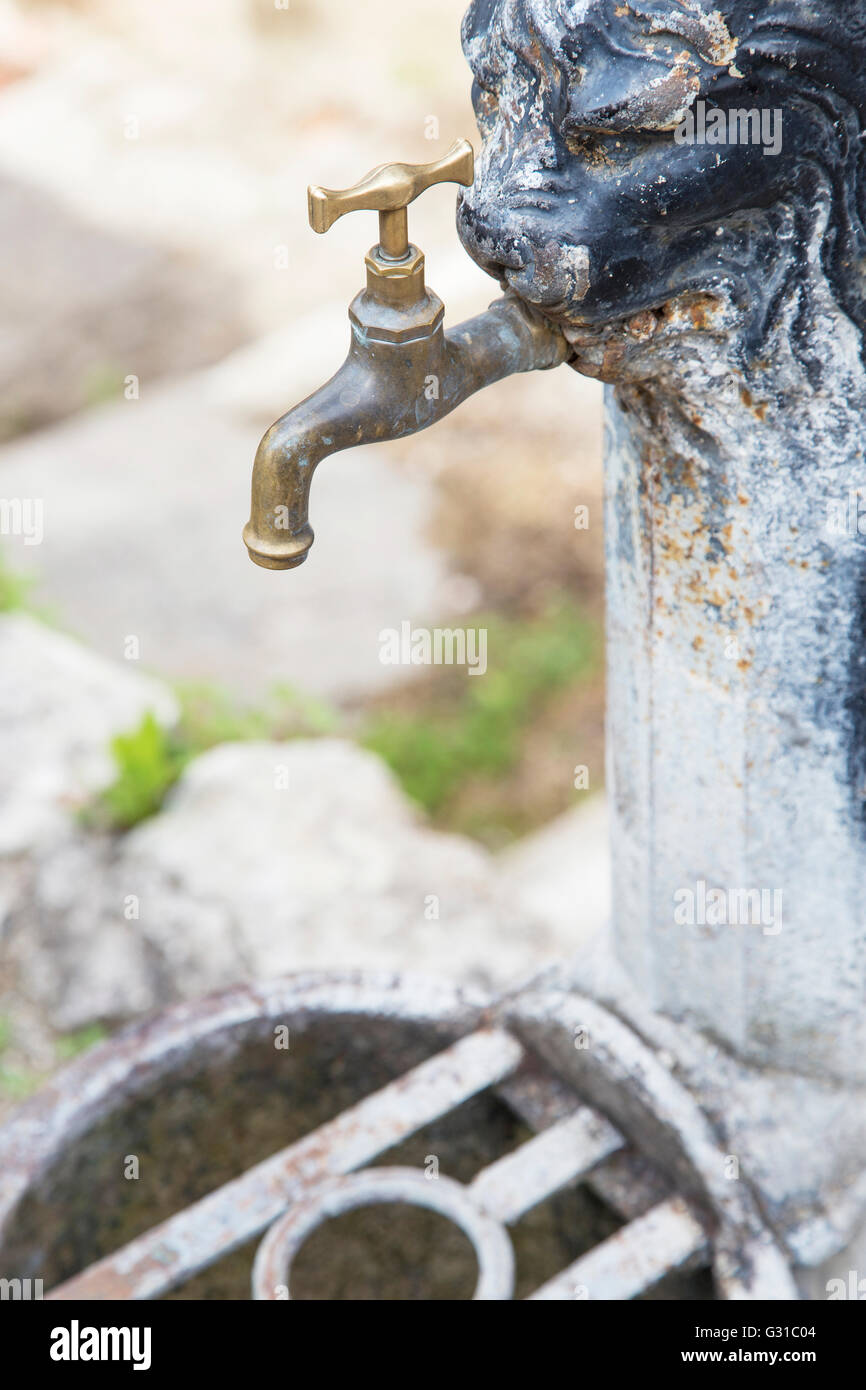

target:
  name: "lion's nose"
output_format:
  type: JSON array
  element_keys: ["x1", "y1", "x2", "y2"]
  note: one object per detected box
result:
[
  {"x1": 503, "y1": 240, "x2": 591, "y2": 311},
  {"x1": 455, "y1": 188, "x2": 535, "y2": 285},
  {"x1": 457, "y1": 188, "x2": 591, "y2": 313}
]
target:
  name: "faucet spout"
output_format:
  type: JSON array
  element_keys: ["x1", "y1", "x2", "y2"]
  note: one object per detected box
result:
[{"x1": 243, "y1": 289, "x2": 570, "y2": 570}]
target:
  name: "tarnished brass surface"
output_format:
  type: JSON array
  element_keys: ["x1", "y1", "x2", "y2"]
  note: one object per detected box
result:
[
  {"x1": 243, "y1": 289, "x2": 569, "y2": 570},
  {"x1": 244, "y1": 142, "x2": 570, "y2": 571},
  {"x1": 308, "y1": 139, "x2": 474, "y2": 262}
]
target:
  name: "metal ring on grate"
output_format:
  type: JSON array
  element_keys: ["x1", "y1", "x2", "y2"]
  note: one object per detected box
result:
[
  {"x1": 0, "y1": 972, "x2": 799, "y2": 1300},
  {"x1": 251, "y1": 1167, "x2": 515, "y2": 1301}
]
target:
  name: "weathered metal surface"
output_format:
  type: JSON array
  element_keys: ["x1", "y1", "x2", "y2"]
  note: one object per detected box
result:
[
  {"x1": 529, "y1": 1197, "x2": 707, "y2": 1302},
  {"x1": 459, "y1": 1, "x2": 865, "y2": 335},
  {"x1": 40, "y1": 1022, "x2": 680, "y2": 1301},
  {"x1": 251, "y1": 1168, "x2": 516, "y2": 1301},
  {"x1": 457, "y1": 1, "x2": 866, "y2": 1090},
  {"x1": 498, "y1": 1064, "x2": 673, "y2": 1220},
  {"x1": 308, "y1": 140, "x2": 474, "y2": 258},
  {"x1": 0, "y1": 974, "x2": 503, "y2": 1295},
  {"x1": 0, "y1": 971, "x2": 806, "y2": 1299},
  {"x1": 243, "y1": 287, "x2": 568, "y2": 569},
  {"x1": 506, "y1": 986, "x2": 800, "y2": 1298},
  {"x1": 47, "y1": 1026, "x2": 523, "y2": 1301},
  {"x1": 251, "y1": 1105, "x2": 647, "y2": 1300},
  {"x1": 556, "y1": 938, "x2": 866, "y2": 1270},
  {"x1": 468, "y1": 1105, "x2": 622, "y2": 1223}
]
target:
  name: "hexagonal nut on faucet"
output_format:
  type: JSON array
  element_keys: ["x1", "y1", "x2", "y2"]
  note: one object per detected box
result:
[{"x1": 350, "y1": 253, "x2": 445, "y2": 345}]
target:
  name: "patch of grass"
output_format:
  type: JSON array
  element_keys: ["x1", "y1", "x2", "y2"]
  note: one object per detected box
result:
[
  {"x1": 0, "y1": 1016, "x2": 110, "y2": 1103},
  {"x1": 83, "y1": 363, "x2": 127, "y2": 409},
  {"x1": 55, "y1": 1023, "x2": 108, "y2": 1062},
  {"x1": 0, "y1": 1064, "x2": 38, "y2": 1102},
  {"x1": 176, "y1": 680, "x2": 336, "y2": 753},
  {"x1": 86, "y1": 683, "x2": 336, "y2": 831},
  {"x1": 0, "y1": 548, "x2": 32, "y2": 612},
  {"x1": 83, "y1": 599, "x2": 601, "y2": 845},
  {"x1": 0, "y1": 1015, "x2": 36, "y2": 1101},
  {"x1": 362, "y1": 598, "x2": 602, "y2": 834}
]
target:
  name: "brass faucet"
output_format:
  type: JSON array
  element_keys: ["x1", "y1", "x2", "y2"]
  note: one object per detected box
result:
[{"x1": 243, "y1": 140, "x2": 570, "y2": 570}]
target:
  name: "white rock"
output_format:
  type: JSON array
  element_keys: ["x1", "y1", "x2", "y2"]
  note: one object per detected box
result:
[
  {"x1": 16, "y1": 739, "x2": 596, "y2": 1029},
  {"x1": 0, "y1": 614, "x2": 177, "y2": 856},
  {"x1": 116, "y1": 739, "x2": 565, "y2": 992},
  {"x1": 14, "y1": 836, "x2": 154, "y2": 1025},
  {"x1": 499, "y1": 795, "x2": 610, "y2": 948}
]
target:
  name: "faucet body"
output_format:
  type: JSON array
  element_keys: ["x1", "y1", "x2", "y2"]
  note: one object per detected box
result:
[
  {"x1": 244, "y1": 281, "x2": 569, "y2": 569},
  {"x1": 244, "y1": 141, "x2": 570, "y2": 569}
]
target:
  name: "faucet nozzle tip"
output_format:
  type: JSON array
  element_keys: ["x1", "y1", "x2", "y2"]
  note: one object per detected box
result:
[
  {"x1": 243, "y1": 522, "x2": 313, "y2": 570},
  {"x1": 246, "y1": 549, "x2": 308, "y2": 571}
]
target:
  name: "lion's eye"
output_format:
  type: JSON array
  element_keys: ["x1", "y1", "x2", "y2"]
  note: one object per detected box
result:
[
  {"x1": 563, "y1": 127, "x2": 631, "y2": 164},
  {"x1": 472, "y1": 78, "x2": 500, "y2": 130},
  {"x1": 564, "y1": 129, "x2": 607, "y2": 160},
  {"x1": 563, "y1": 121, "x2": 674, "y2": 165}
]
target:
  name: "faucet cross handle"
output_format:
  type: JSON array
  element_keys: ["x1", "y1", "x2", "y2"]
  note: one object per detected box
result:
[{"x1": 307, "y1": 139, "x2": 474, "y2": 260}]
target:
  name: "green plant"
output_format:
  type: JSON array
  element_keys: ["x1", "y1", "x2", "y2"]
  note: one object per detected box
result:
[
  {"x1": 87, "y1": 682, "x2": 337, "y2": 831},
  {"x1": 363, "y1": 599, "x2": 601, "y2": 816},
  {"x1": 0, "y1": 1017, "x2": 109, "y2": 1102},
  {"x1": 85, "y1": 602, "x2": 600, "y2": 841},
  {"x1": 83, "y1": 364, "x2": 126, "y2": 409},
  {"x1": 0, "y1": 1064, "x2": 39, "y2": 1102},
  {"x1": 0, "y1": 548, "x2": 31, "y2": 612},
  {"x1": 0, "y1": 1015, "x2": 37, "y2": 1101},
  {"x1": 55, "y1": 1024, "x2": 108, "y2": 1061},
  {"x1": 88, "y1": 711, "x2": 185, "y2": 831},
  {"x1": 176, "y1": 680, "x2": 335, "y2": 753}
]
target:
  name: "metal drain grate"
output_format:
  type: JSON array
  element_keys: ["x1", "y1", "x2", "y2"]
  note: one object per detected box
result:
[
  {"x1": 0, "y1": 975, "x2": 800, "y2": 1301},
  {"x1": 45, "y1": 1026, "x2": 709, "y2": 1301}
]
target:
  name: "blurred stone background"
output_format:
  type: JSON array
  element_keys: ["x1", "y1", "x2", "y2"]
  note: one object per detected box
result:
[{"x1": 0, "y1": 0, "x2": 606, "y2": 1110}]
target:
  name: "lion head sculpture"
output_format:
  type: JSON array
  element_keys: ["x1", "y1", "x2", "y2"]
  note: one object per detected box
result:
[{"x1": 458, "y1": 0, "x2": 866, "y2": 377}]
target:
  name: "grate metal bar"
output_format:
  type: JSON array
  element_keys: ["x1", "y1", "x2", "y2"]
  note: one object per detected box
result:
[
  {"x1": 496, "y1": 1062, "x2": 579, "y2": 1130},
  {"x1": 587, "y1": 1147, "x2": 676, "y2": 1223},
  {"x1": 48, "y1": 1027, "x2": 524, "y2": 1302},
  {"x1": 527, "y1": 1196, "x2": 709, "y2": 1301},
  {"x1": 469, "y1": 1106, "x2": 623, "y2": 1224},
  {"x1": 497, "y1": 1067, "x2": 675, "y2": 1222}
]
